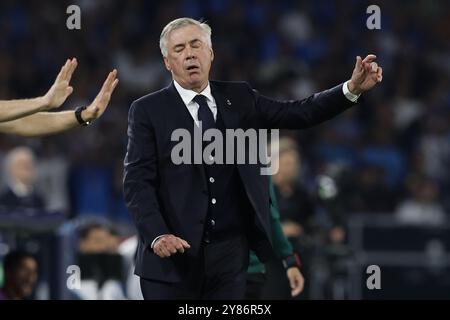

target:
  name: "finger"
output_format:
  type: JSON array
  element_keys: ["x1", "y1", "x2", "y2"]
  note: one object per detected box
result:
[
  {"x1": 164, "y1": 241, "x2": 179, "y2": 254},
  {"x1": 377, "y1": 67, "x2": 383, "y2": 82},
  {"x1": 362, "y1": 54, "x2": 377, "y2": 64},
  {"x1": 362, "y1": 63, "x2": 372, "y2": 76},
  {"x1": 180, "y1": 239, "x2": 191, "y2": 248},
  {"x1": 158, "y1": 246, "x2": 171, "y2": 258},
  {"x1": 65, "y1": 58, "x2": 78, "y2": 83},
  {"x1": 291, "y1": 284, "x2": 303, "y2": 297},
  {"x1": 355, "y1": 56, "x2": 363, "y2": 72},
  {"x1": 55, "y1": 60, "x2": 69, "y2": 82},
  {"x1": 175, "y1": 243, "x2": 185, "y2": 253},
  {"x1": 168, "y1": 245, "x2": 178, "y2": 254},
  {"x1": 291, "y1": 277, "x2": 304, "y2": 297},
  {"x1": 92, "y1": 72, "x2": 115, "y2": 105},
  {"x1": 66, "y1": 86, "x2": 74, "y2": 96},
  {"x1": 104, "y1": 70, "x2": 117, "y2": 89},
  {"x1": 289, "y1": 277, "x2": 299, "y2": 297},
  {"x1": 370, "y1": 62, "x2": 378, "y2": 72},
  {"x1": 60, "y1": 59, "x2": 71, "y2": 81},
  {"x1": 98, "y1": 70, "x2": 116, "y2": 98},
  {"x1": 154, "y1": 246, "x2": 163, "y2": 257},
  {"x1": 289, "y1": 276, "x2": 296, "y2": 290},
  {"x1": 109, "y1": 78, "x2": 119, "y2": 93},
  {"x1": 102, "y1": 78, "x2": 118, "y2": 100}
]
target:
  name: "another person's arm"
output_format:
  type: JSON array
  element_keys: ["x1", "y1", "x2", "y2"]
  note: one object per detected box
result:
[
  {"x1": 0, "y1": 59, "x2": 78, "y2": 122},
  {"x1": 0, "y1": 70, "x2": 118, "y2": 137},
  {"x1": 268, "y1": 179, "x2": 304, "y2": 297}
]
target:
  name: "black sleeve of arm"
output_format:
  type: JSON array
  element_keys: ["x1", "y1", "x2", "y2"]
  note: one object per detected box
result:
[
  {"x1": 123, "y1": 101, "x2": 169, "y2": 247},
  {"x1": 250, "y1": 83, "x2": 357, "y2": 129}
]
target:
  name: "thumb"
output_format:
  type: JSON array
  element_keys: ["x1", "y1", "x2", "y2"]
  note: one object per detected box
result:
[
  {"x1": 66, "y1": 87, "x2": 74, "y2": 96},
  {"x1": 181, "y1": 239, "x2": 191, "y2": 248},
  {"x1": 356, "y1": 56, "x2": 363, "y2": 71}
]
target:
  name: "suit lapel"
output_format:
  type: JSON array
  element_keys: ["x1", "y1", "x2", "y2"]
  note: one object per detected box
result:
[{"x1": 166, "y1": 82, "x2": 197, "y2": 135}]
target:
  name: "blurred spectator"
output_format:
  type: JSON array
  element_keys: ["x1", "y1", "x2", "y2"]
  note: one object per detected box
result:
[
  {"x1": 35, "y1": 143, "x2": 70, "y2": 213},
  {"x1": 419, "y1": 113, "x2": 450, "y2": 183},
  {"x1": 395, "y1": 175, "x2": 446, "y2": 226},
  {"x1": 272, "y1": 137, "x2": 315, "y2": 243},
  {"x1": 117, "y1": 235, "x2": 143, "y2": 300},
  {"x1": 347, "y1": 164, "x2": 397, "y2": 213},
  {"x1": 0, "y1": 146, "x2": 45, "y2": 213},
  {"x1": 76, "y1": 223, "x2": 126, "y2": 300},
  {"x1": 78, "y1": 223, "x2": 114, "y2": 254},
  {"x1": 266, "y1": 137, "x2": 315, "y2": 299},
  {"x1": 0, "y1": 250, "x2": 38, "y2": 300}
]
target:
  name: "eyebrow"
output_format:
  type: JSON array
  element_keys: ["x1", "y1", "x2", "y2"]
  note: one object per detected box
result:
[{"x1": 173, "y1": 38, "x2": 203, "y2": 49}]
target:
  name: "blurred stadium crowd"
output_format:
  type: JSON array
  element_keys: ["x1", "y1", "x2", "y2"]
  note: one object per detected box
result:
[{"x1": 0, "y1": 0, "x2": 449, "y2": 299}]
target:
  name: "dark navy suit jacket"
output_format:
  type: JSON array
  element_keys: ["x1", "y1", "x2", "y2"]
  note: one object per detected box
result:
[{"x1": 123, "y1": 80, "x2": 356, "y2": 282}]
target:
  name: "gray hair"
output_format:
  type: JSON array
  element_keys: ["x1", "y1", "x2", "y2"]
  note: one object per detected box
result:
[{"x1": 159, "y1": 18, "x2": 212, "y2": 57}]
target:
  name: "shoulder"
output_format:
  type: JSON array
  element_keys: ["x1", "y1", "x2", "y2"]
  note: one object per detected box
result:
[
  {"x1": 210, "y1": 80, "x2": 257, "y2": 104},
  {"x1": 210, "y1": 80, "x2": 253, "y2": 92},
  {"x1": 128, "y1": 85, "x2": 174, "y2": 119},
  {"x1": 131, "y1": 86, "x2": 170, "y2": 109}
]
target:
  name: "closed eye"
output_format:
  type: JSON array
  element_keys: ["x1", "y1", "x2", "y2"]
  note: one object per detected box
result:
[
  {"x1": 190, "y1": 39, "x2": 202, "y2": 48},
  {"x1": 174, "y1": 44, "x2": 185, "y2": 53}
]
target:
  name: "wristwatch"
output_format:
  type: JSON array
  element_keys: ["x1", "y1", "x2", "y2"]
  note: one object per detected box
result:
[
  {"x1": 75, "y1": 106, "x2": 90, "y2": 126},
  {"x1": 282, "y1": 253, "x2": 302, "y2": 269}
]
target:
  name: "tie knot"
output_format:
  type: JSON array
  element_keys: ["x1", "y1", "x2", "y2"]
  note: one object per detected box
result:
[{"x1": 193, "y1": 94, "x2": 208, "y2": 106}]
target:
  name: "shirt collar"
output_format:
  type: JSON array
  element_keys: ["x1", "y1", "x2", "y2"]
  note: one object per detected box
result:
[{"x1": 173, "y1": 80, "x2": 214, "y2": 106}]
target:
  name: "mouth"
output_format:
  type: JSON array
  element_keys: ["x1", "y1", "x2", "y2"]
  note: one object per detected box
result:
[{"x1": 186, "y1": 65, "x2": 200, "y2": 73}]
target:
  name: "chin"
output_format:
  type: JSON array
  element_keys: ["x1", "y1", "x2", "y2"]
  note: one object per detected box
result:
[{"x1": 187, "y1": 78, "x2": 204, "y2": 87}]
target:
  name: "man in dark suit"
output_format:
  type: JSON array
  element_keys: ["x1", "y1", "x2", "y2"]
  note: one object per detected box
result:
[{"x1": 123, "y1": 17, "x2": 383, "y2": 300}]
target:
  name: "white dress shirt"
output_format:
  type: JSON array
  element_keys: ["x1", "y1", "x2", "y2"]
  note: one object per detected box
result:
[
  {"x1": 342, "y1": 81, "x2": 361, "y2": 102},
  {"x1": 173, "y1": 80, "x2": 218, "y2": 126}
]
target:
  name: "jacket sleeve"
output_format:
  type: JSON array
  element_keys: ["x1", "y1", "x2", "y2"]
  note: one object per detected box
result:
[
  {"x1": 123, "y1": 101, "x2": 169, "y2": 248},
  {"x1": 250, "y1": 83, "x2": 357, "y2": 129}
]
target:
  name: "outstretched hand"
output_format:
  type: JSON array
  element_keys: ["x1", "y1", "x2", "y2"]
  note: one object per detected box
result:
[
  {"x1": 43, "y1": 58, "x2": 78, "y2": 110},
  {"x1": 348, "y1": 54, "x2": 383, "y2": 95},
  {"x1": 81, "y1": 69, "x2": 119, "y2": 123}
]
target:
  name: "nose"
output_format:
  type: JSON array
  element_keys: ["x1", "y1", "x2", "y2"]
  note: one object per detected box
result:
[{"x1": 185, "y1": 46, "x2": 195, "y2": 60}]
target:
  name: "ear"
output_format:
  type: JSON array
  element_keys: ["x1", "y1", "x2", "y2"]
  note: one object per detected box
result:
[
  {"x1": 210, "y1": 48, "x2": 214, "y2": 62},
  {"x1": 163, "y1": 56, "x2": 171, "y2": 71}
]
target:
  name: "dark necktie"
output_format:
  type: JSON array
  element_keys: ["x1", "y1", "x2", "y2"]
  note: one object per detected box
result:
[{"x1": 193, "y1": 94, "x2": 215, "y2": 131}]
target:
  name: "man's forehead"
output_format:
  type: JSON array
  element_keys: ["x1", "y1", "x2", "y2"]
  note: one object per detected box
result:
[{"x1": 168, "y1": 25, "x2": 205, "y2": 44}]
